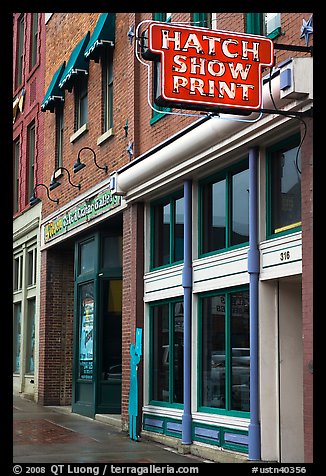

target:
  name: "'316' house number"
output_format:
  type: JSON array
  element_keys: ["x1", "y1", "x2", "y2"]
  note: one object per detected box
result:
[{"x1": 280, "y1": 250, "x2": 291, "y2": 261}]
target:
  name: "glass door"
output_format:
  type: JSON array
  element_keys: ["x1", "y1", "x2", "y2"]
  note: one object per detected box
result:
[
  {"x1": 96, "y1": 278, "x2": 122, "y2": 413},
  {"x1": 73, "y1": 281, "x2": 96, "y2": 417}
]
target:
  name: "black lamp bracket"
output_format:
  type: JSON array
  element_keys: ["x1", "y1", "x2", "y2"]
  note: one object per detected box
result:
[
  {"x1": 77, "y1": 147, "x2": 108, "y2": 173},
  {"x1": 53, "y1": 166, "x2": 81, "y2": 189},
  {"x1": 32, "y1": 183, "x2": 59, "y2": 204}
]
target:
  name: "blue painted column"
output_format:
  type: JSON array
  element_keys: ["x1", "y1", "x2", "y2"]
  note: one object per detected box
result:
[
  {"x1": 248, "y1": 146, "x2": 261, "y2": 460},
  {"x1": 182, "y1": 179, "x2": 192, "y2": 444}
]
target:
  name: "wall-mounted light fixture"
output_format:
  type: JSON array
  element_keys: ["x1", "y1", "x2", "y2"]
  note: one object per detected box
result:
[
  {"x1": 49, "y1": 166, "x2": 81, "y2": 191},
  {"x1": 74, "y1": 147, "x2": 108, "y2": 174},
  {"x1": 29, "y1": 183, "x2": 59, "y2": 207}
]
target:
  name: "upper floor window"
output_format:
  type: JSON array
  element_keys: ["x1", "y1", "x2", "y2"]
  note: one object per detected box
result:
[
  {"x1": 267, "y1": 134, "x2": 301, "y2": 237},
  {"x1": 15, "y1": 15, "x2": 24, "y2": 89},
  {"x1": 191, "y1": 13, "x2": 212, "y2": 28},
  {"x1": 246, "y1": 13, "x2": 281, "y2": 39},
  {"x1": 27, "y1": 121, "x2": 36, "y2": 204},
  {"x1": 151, "y1": 191, "x2": 184, "y2": 270},
  {"x1": 13, "y1": 138, "x2": 20, "y2": 213},
  {"x1": 55, "y1": 104, "x2": 64, "y2": 168},
  {"x1": 150, "y1": 13, "x2": 172, "y2": 124},
  {"x1": 30, "y1": 13, "x2": 39, "y2": 70},
  {"x1": 199, "y1": 160, "x2": 249, "y2": 256},
  {"x1": 102, "y1": 47, "x2": 113, "y2": 133},
  {"x1": 74, "y1": 74, "x2": 88, "y2": 130}
]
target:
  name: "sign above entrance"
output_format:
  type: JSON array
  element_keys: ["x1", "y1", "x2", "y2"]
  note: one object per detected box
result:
[
  {"x1": 142, "y1": 22, "x2": 274, "y2": 113},
  {"x1": 43, "y1": 186, "x2": 121, "y2": 245}
]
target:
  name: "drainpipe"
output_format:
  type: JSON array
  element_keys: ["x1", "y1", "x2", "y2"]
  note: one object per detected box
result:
[
  {"x1": 248, "y1": 146, "x2": 261, "y2": 461},
  {"x1": 182, "y1": 179, "x2": 192, "y2": 444}
]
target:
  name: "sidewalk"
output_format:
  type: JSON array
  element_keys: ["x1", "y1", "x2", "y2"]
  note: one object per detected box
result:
[{"x1": 13, "y1": 395, "x2": 211, "y2": 465}]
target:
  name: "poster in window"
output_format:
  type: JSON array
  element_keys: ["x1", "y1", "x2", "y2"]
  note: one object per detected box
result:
[{"x1": 79, "y1": 290, "x2": 94, "y2": 380}]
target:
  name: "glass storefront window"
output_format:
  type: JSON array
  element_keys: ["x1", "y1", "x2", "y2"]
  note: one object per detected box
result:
[
  {"x1": 269, "y1": 137, "x2": 301, "y2": 235},
  {"x1": 151, "y1": 300, "x2": 184, "y2": 405},
  {"x1": 200, "y1": 161, "x2": 249, "y2": 255},
  {"x1": 102, "y1": 235, "x2": 122, "y2": 270},
  {"x1": 151, "y1": 191, "x2": 184, "y2": 269},
  {"x1": 26, "y1": 298, "x2": 35, "y2": 374},
  {"x1": 200, "y1": 289, "x2": 249, "y2": 414},
  {"x1": 78, "y1": 282, "x2": 94, "y2": 380},
  {"x1": 13, "y1": 302, "x2": 22, "y2": 373}
]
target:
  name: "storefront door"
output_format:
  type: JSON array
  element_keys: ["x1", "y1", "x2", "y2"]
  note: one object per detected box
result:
[{"x1": 72, "y1": 228, "x2": 122, "y2": 417}]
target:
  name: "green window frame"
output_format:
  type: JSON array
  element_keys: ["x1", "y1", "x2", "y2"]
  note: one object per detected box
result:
[
  {"x1": 198, "y1": 286, "x2": 250, "y2": 417},
  {"x1": 150, "y1": 13, "x2": 172, "y2": 125},
  {"x1": 246, "y1": 13, "x2": 281, "y2": 39},
  {"x1": 199, "y1": 159, "x2": 249, "y2": 257},
  {"x1": 55, "y1": 104, "x2": 64, "y2": 168},
  {"x1": 150, "y1": 190, "x2": 184, "y2": 270},
  {"x1": 149, "y1": 298, "x2": 184, "y2": 408},
  {"x1": 15, "y1": 15, "x2": 24, "y2": 89},
  {"x1": 266, "y1": 133, "x2": 302, "y2": 238},
  {"x1": 74, "y1": 74, "x2": 88, "y2": 131},
  {"x1": 191, "y1": 13, "x2": 212, "y2": 28}
]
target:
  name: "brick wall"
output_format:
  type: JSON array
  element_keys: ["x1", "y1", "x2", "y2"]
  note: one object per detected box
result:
[
  {"x1": 300, "y1": 117, "x2": 313, "y2": 463},
  {"x1": 38, "y1": 247, "x2": 74, "y2": 405},
  {"x1": 122, "y1": 203, "x2": 144, "y2": 430},
  {"x1": 13, "y1": 13, "x2": 45, "y2": 216}
]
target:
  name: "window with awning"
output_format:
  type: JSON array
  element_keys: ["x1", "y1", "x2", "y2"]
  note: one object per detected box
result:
[
  {"x1": 41, "y1": 62, "x2": 65, "y2": 112},
  {"x1": 84, "y1": 13, "x2": 115, "y2": 63},
  {"x1": 59, "y1": 32, "x2": 90, "y2": 92}
]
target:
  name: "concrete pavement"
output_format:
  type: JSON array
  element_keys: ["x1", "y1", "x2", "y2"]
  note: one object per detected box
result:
[{"x1": 13, "y1": 395, "x2": 211, "y2": 465}]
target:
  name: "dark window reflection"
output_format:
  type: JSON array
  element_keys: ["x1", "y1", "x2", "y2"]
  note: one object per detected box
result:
[
  {"x1": 174, "y1": 197, "x2": 184, "y2": 262},
  {"x1": 202, "y1": 295, "x2": 226, "y2": 408},
  {"x1": 230, "y1": 292, "x2": 250, "y2": 412},
  {"x1": 152, "y1": 304, "x2": 169, "y2": 401},
  {"x1": 271, "y1": 144, "x2": 301, "y2": 233},
  {"x1": 202, "y1": 179, "x2": 226, "y2": 253},
  {"x1": 232, "y1": 168, "x2": 249, "y2": 246},
  {"x1": 153, "y1": 201, "x2": 170, "y2": 268}
]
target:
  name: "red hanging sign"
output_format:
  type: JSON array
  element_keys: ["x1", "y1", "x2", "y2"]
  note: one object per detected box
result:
[{"x1": 143, "y1": 22, "x2": 274, "y2": 113}]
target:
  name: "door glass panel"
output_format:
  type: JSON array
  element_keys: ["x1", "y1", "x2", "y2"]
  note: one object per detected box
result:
[
  {"x1": 79, "y1": 282, "x2": 94, "y2": 380},
  {"x1": 101, "y1": 280, "x2": 122, "y2": 382},
  {"x1": 102, "y1": 235, "x2": 122, "y2": 270},
  {"x1": 13, "y1": 302, "x2": 22, "y2": 373},
  {"x1": 79, "y1": 239, "x2": 95, "y2": 275},
  {"x1": 26, "y1": 298, "x2": 35, "y2": 374}
]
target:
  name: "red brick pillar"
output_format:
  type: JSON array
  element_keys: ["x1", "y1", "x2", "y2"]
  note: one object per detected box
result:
[
  {"x1": 300, "y1": 117, "x2": 313, "y2": 462},
  {"x1": 121, "y1": 203, "x2": 144, "y2": 431},
  {"x1": 38, "y1": 247, "x2": 74, "y2": 406}
]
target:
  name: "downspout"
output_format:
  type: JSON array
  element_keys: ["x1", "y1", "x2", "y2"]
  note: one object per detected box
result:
[
  {"x1": 182, "y1": 179, "x2": 192, "y2": 444},
  {"x1": 248, "y1": 146, "x2": 261, "y2": 461}
]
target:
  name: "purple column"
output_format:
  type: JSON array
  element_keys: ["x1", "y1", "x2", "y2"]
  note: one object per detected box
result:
[
  {"x1": 182, "y1": 179, "x2": 192, "y2": 444},
  {"x1": 248, "y1": 146, "x2": 261, "y2": 460}
]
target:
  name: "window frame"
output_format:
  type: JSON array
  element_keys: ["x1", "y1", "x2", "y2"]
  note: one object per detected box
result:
[
  {"x1": 246, "y1": 13, "x2": 282, "y2": 39},
  {"x1": 150, "y1": 13, "x2": 172, "y2": 125},
  {"x1": 102, "y1": 47, "x2": 114, "y2": 134},
  {"x1": 150, "y1": 189, "x2": 184, "y2": 271},
  {"x1": 13, "y1": 137, "x2": 20, "y2": 213},
  {"x1": 27, "y1": 121, "x2": 36, "y2": 204},
  {"x1": 30, "y1": 13, "x2": 39, "y2": 70},
  {"x1": 198, "y1": 158, "x2": 249, "y2": 258},
  {"x1": 149, "y1": 298, "x2": 184, "y2": 408},
  {"x1": 74, "y1": 74, "x2": 88, "y2": 131},
  {"x1": 197, "y1": 285, "x2": 250, "y2": 418},
  {"x1": 55, "y1": 103, "x2": 64, "y2": 168},
  {"x1": 266, "y1": 133, "x2": 302, "y2": 239},
  {"x1": 15, "y1": 14, "x2": 25, "y2": 89}
]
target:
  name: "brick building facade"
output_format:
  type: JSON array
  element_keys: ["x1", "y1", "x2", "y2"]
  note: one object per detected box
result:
[
  {"x1": 13, "y1": 13, "x2": 46, "y2": 401},
  {"x1": 16, "y1": 12, "x2": 313, "y2": 463}
]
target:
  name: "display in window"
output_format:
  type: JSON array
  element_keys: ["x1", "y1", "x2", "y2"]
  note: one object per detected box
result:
[{"x1": 79, "y1": 284, "x2": 94, "y2": 380}]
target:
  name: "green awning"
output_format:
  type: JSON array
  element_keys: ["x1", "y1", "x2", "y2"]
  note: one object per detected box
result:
[
  {"x1": 59, "y1": 32, "x2": 90, "y2": 92},
  {"x1": 84, "y1": 13, "x2": 115, "y2": 63},
  {"x1": 41, "y1": 62, "x2": 65, "y2": 112}
]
